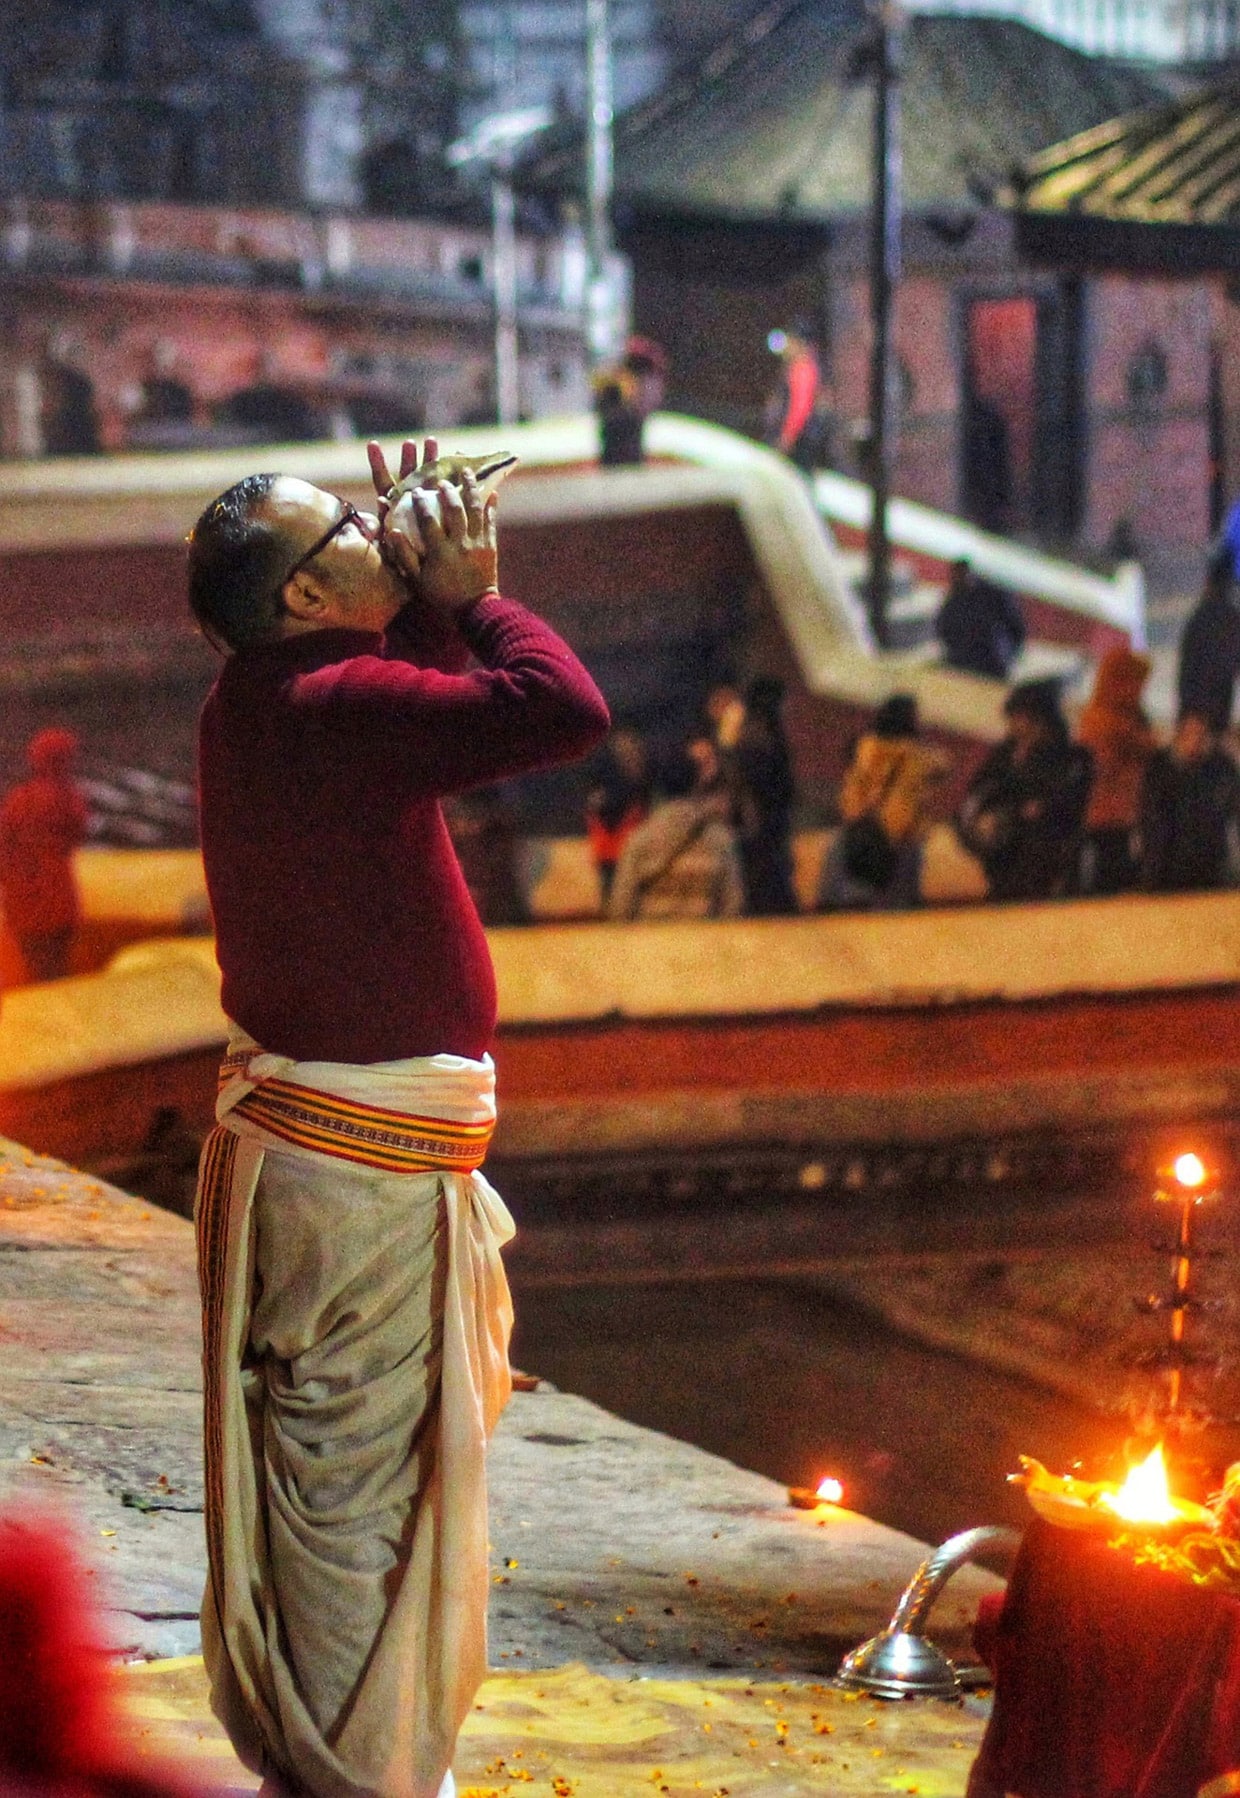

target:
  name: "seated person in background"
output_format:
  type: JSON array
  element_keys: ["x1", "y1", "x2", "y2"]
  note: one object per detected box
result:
[
  {"x1": 1139, "y1": 711, "x2": 1240, "y2": 893},
  {"x1": 608, "y1": 745, "x2": 743, "y2": 921},
  {"x1": 816, "y1": 693, "x2": 946, "y2": 911},
  {"x1": 1076, "y1": 646, "x2": 1155, "y2": 895},
  {"x1": 935, "y1": 559, "x2": 1026, "y2": 680},
  {"x1": 956, "y1": 678, "x2": 1093, "y2": 902},
  {"x1": 584, "y1": 721, "x2": 652, "y2": 904}
]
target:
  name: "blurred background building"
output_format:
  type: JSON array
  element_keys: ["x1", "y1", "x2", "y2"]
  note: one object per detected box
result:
[
  {"x1": 2, "y1": 0, "x2": 1240, "y2": 588},
  {"x1": 912, "y1": 0, "x2": 1240, "y2": 64}
]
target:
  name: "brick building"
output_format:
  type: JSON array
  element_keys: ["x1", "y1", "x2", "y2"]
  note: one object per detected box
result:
[
  {"x1": 0, "y1": 0, "x2": 597, "y2": 457},
  {"x1": 0, "y1": 198, "x2": 591, "y2": 457},
  {"x1": 531, "y1": 3, "x2": 1227, "y2": 585}
]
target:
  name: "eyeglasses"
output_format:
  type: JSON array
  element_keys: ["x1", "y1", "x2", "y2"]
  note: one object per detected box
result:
[{"x1": 274, "y1": 501, "x2": 368, "y2": 600}]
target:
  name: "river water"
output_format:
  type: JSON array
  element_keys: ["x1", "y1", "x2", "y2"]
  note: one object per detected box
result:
[{"x1": 511, "y1": 1273, "x2": 1117, "y2": 1550}]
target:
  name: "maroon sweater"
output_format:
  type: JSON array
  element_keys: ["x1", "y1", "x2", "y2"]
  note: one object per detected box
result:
[{"x1": 198, "y1": 593, "x2": 609, "y2": 1064}]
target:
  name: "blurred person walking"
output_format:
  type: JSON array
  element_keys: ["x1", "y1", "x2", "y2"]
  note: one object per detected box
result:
[
  {"x1": 1076, "y1": 646, "x2": 1155, "y2": 895},
  {"x1": 0, "y1": 727, "x2": 87, "y2": 983},
  {"x1": 935, "y1": 559, "x2": 1026, "y2": 680},
  {"x1": 1177, "y1": 564, "x2": 1240, "y2": 736},
  {"x1": 443, "y1": 786, "x2": 529, "y2": 926},
  {"x1": 956, "y1": 678, "x2": 1092, "y2": 901},
  {"x1": 817, "y1": 694, "x2": 946, "y2": 911},
  {"x1": 1139, "y1": 712, "x2": 1240, "y2": 893},
  {"x1": 763, "y1": 322, "x2": 831, "y2": 470},
  {"x1": 609, "y1": 745, "x2": 743, "y2": 920}
]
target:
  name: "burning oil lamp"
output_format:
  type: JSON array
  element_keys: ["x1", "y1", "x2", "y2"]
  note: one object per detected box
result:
[
  {"x1": 1012, "y1": 1145, "x2": 1228, "y2": 1532},
  {"x1": 789, "y1": 1475, "x2": 846, "y2": 1511},
  {"x1": 1013, "y1": 1443, "x2": 1216, "y2": 1534}
]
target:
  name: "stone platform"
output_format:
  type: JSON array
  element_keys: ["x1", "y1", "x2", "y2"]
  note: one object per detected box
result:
[{"x1": 0, "y1": 1139, "x2": 1001, "y2": 1795}]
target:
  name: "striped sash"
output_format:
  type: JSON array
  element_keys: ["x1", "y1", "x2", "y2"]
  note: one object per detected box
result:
[
  {"x1": 213, "y1": 1038, "x2": 496, "y2": 1175},
  {"x1": 215, "y1": 1050, "x2": 493, "y2": 1173}
]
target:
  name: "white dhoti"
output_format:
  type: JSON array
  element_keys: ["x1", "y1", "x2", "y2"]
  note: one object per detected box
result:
[{"x1": 195, "y1": 1033, "x2": 515, "y2": 1798}]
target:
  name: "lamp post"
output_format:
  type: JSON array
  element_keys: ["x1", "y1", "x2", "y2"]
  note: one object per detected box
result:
[
  {"x1": 447, "y1": 108, "x2": 553, "y2": 426},
  {"x1": 865, "y1": 0, "x2": 904, "y2": 651},
  {"x1": 584, "y1": 0, "x2": 622, "y2": 365}
]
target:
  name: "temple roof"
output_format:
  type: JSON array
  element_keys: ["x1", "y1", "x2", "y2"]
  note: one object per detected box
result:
[
  {"x1": 526, "y1": 3, "x2": 1166, "y2": 223},
  {"x1": 1004, "y1": 78, "x2": 1240, "y2": 268}
]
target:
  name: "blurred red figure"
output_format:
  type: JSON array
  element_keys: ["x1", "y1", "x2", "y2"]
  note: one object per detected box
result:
[
  {"x1": 0, "y1": 728, "x2": 87, "y2": 983},
  {"x1": 0, "y1": 1506, "x2": 194, "y2": 1798}
]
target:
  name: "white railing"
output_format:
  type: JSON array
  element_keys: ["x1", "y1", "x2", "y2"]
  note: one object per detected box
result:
[
  {"x1": 0, "y1": 411, "x2": 1142, "y2": 739},
  {"x1": 811, "y1": 467, "x2": 1146, "y2": 645}
]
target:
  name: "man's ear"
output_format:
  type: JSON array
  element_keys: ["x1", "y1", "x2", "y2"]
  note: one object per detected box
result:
[{"x1": 280, "y1": 572, "x2": 334, "y2": 628}]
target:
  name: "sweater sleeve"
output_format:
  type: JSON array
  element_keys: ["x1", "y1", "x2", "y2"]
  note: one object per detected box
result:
[
  {"x1": 299, "y1": 593, "x2": 610, "y2": 797},
  {"x1": 382, "y1": 596, "x2": 472, "y2": 673}
]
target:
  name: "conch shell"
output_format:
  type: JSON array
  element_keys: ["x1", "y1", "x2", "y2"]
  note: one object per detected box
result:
[{"x1": 385, "y1": 450, "x2": 519, "y2": 526}]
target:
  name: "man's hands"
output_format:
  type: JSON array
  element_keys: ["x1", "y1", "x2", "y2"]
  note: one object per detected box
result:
[{"x1": 367, "y1": 437, "x2": 500, "y2": 612}]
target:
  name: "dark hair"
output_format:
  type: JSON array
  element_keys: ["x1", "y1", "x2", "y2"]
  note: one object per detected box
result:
[
  {"x1": 658, "y1": 748, "x2": 700, "y2": 800},
  {"x1": 1004, "y1": 676, "x2": 1067, "y2": 738},
  {"x1": 187, "y1": 473, "x2": 290, "y2": 652},
  {"x1": 873, "y1": 693, "x2": 918, "y2": 738}
]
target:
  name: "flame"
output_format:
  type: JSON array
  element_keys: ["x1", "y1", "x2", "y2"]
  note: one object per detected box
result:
[
  {"x1": 1173, "y1": 1153, "x2": 1207, "y2": 1189},
  {"x1": 816, "y1": 1476, "x2": 844, "y2": 1505},
  {"x1": 1099, "y1": 1444, "x2": 1178, "y2": 1524}
]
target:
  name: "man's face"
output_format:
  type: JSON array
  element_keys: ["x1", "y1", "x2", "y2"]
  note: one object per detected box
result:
[{"x1": 263, "y1": 477, "x2": 404, "y2": 633}]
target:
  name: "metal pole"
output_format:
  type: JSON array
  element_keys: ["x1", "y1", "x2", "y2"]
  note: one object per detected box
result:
[
  {"x1": 866, "y1": 2, "x2": 903, "y2": 651},
  {"x1": 584, "y1": 0, "x2": 616, "y2": 363},
  {"x1": 492, "y1": 154, "x2": 520, "y2": 425}
]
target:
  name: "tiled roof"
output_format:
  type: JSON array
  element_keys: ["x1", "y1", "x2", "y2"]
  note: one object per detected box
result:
[
  {"x1": 526, "y1": 4, "x2": 1167, "y2": 221},
  {"x1": 1009, "y1": 80, "x2": 1240, "y2": 225}
]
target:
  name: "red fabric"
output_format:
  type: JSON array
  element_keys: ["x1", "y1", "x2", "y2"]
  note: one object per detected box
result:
[
  {"x1": 777, "y1": 349, "x2": 820, "y2": 452},
  {"x1": 0, "y1": 744, "x2": 87, "y2": 937},
  {"x1": 971, "y1": 1518, "x2": 1240, "y2": 1798},
  {"x1": 0, "y1": 1508, "x2": 200, "y2": 1797},
  {"x1": 199, "y1": 592, "x2": 609, "y2": 1064},
  {"x1": 586, "y1": 800, "x2": 646, "y2": 867}
]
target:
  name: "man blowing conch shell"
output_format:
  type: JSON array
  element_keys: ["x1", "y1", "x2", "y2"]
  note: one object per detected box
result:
[{"x1": 186, "y1": 438, "x2": 609, "y2": 1798}]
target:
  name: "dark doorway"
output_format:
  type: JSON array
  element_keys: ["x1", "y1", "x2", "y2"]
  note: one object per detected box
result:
[{"x1": 961, "y1": 286, "x2": 1083, "y2": 543}]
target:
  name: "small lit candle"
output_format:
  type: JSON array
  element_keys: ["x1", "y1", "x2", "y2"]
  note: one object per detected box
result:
[{"x1": 788, "y1": 1476, "x2": 845, "y2": 1510}]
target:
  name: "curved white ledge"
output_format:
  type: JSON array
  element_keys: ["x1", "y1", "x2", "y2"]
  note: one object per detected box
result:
[{"x1": 0, "y1": 413, "x2": 1139, "y2": 740}]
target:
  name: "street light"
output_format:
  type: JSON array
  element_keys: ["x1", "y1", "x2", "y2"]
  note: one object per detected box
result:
[
  {"x1": 865, "y1": 0, "x2": 904, "y2": 652},
  {"x1": 448, "y1": 107, "x2": 553, "y2": 426}
]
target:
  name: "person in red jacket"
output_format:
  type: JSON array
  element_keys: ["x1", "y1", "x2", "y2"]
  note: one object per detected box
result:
[
  {"x1": 763, "y1": 321, "x2": 828, "y2": 470},
  {"x1": 186, "y1": 438, "x2": 608, "y2": 1798},
  {"x1": 0, "y1": 727, "x2": 87, "y2": 983}
]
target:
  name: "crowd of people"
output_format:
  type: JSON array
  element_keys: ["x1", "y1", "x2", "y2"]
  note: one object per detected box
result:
[
  {"x1": 585, "y1": 676, "x2": 798, "y2": 921},
  {"x1": 566, "y1": 564, "x2": 1240, "y2": 920},
  {"x1": 4, "y1": 570, "x2": 1240, "y2": 957},
  {"x1": 830, "y1": 636, "x2": 1240, "y2": 911}
]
